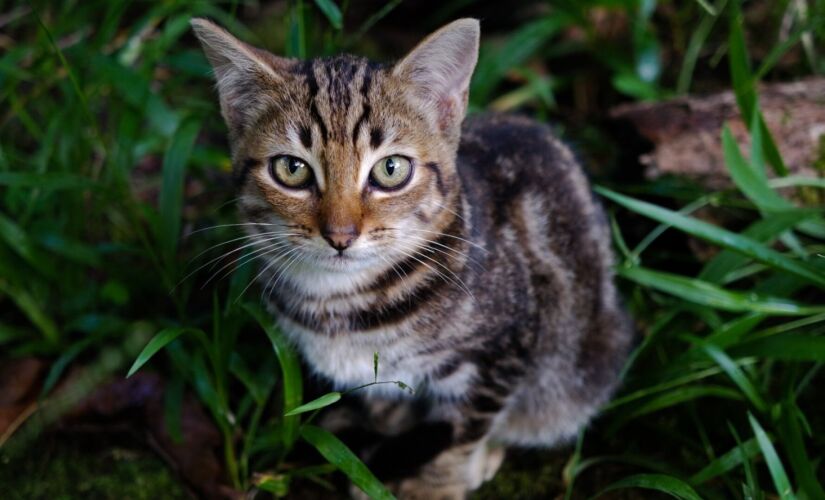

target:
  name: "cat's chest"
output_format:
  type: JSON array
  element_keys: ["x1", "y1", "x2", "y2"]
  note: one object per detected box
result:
[{"x1": 283, "y1": 320, "x2": 429, "y2": 395}]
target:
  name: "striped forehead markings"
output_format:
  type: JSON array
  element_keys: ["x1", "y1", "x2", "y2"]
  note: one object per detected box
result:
[
  {"x1": 304, "y1": 62, "x2": 329, "y2": 144},
  {"x1": 302, "y1": 57, "x2": 385, "y2": 151},
  {"x1": 351, "y1": 65, "x2": 373, "y2": 146}
]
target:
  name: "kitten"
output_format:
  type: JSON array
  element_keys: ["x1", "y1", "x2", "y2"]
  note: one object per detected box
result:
[{"x1": 192, "y1": 17, "x2": 633, "y2": 499}]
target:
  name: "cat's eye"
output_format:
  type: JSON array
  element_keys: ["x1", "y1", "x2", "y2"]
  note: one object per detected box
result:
[
  {"x1": 270, "y1": 155, "x2": 313, "y2": 188},
  {"x1": 369, "y1": 156, "x2": 413, "y2": 190}
]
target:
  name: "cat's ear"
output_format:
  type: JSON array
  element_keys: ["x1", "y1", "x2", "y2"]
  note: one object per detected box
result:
[
  {"x1": 393, "y1": 19, "x2": 480, "y2": 139},
  {"x1": 190, "y1": 18, "x2": 288, "y2": 133}
]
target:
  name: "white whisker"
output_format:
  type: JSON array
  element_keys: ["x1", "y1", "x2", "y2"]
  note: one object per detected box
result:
[
  {"x1": 388, "y1": 226, "x2": 487, "y2": 252},
  {"x1": 175, "y1": 233, "x2": 299, "y2": 290},
  {"x1": 235, "y1": 244, "x2": 305, "y2": 302},
  {"x1": 203, "y1": 239, "x2": 296, "y2": 288},
  {"x1": 394, "y1": 240, "x2": 475, "y2": 302},
  {"x1": 187, "y1": 222, "x2": 290, "y2": 235},
  {"x1": 397, "y1": 232, "x2": 485, "y2": 270}
]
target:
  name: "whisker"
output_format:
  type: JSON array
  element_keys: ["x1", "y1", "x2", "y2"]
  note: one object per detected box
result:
[
  {"x1": 430, "y1": 199, "x2": 468, "y2": 224},
  {"x1": 204, "y1": 233, "x2": 301, "y2": 273},
  {"x1": 203, "y1": 239, "x2": 295, "y2": 288},
  {"x1": 174, "y1": 233, "x2": 300, "y2": 290},
  {"x1": 396, "y1": 233, "x2": 485, "y2": 270},
  {"x1": 215, "y1": 196, "x2": 242, "y2": 212},
  {"x1": 386, "y1": 227, "x2": 488, "y2": 252},
  {"x1": 187, "y1": 222, "x2": 291, "y2": 236},
  {"x1": 233, "y1": 244, "x2": 304, "y2": 302},
  {"x1": 264, "y1": 246, "x2": 307, "y2": 299},
  {"x1": 394, "y1": 240, "x2": 475, "y2": 302},
  {"x1": 187, "y1": 230, "x2": 299, "y2": 268},
  {"x1": 210, "y1": 240, "x2": 295, "y2": 286},
  {"x1": 255, "y1": 245, "x2": 307, "y2": 302},
  {"x1": 376, "y1": 252, "x2": 409, "y2": 291}
]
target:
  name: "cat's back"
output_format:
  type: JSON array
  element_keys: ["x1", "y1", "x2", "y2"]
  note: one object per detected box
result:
[
  {"x1": 458, "y1": 113, "x2": 595, "y2": 217},
  {"x1": 457, "y1": 112, "x2": 610, "y2": 266},
  {"x1": 457, "y1": 114, "x2": 633, "y2": 446}
]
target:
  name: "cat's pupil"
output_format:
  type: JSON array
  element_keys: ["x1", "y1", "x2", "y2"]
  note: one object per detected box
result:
[
  {"x1": 385, "y1": 158, "x2": 396, "y2": 176},
  {"x1": 288, "y1": 158, "x2": 301, "y2": 174}
]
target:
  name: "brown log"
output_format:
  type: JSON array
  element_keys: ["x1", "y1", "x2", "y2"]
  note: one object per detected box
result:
[{"x1": 610, "y1": 77, "x2": 825, "y2": 188}]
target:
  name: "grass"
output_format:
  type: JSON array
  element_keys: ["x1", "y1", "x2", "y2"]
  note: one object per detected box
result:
[{"x1": 2, "y1": 0, "x2": 825, "y2": 498}]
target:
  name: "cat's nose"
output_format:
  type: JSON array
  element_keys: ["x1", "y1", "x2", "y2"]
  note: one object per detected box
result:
[{"x1": 321, "y1": 224, "x2": 359, "y2": 253}]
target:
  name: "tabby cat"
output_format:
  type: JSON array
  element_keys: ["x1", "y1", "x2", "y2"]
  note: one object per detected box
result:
[{"x1": 192, "y1": 17, "x2": 633, "y2": 499}]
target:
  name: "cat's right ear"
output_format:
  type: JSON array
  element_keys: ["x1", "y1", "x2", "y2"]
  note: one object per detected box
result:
[
  {"x1": 393, "y1": 19, "x2": 480, "y2": 142},
  {"x1": 190, "y1": 18, "x2": 288, "y2": 133}
]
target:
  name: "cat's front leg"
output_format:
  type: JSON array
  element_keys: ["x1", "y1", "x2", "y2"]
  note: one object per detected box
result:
[
  {"x1": 390, "y1": 436, "x2": 505, "y2": 500},
  {"x1": 358, "y1": 389, "x2": 510, "y2": 498}
]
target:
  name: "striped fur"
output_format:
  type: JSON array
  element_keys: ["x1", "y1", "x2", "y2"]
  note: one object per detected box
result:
[{"x1": 193, "y1": 18, "x2": 633, "y2": 498}]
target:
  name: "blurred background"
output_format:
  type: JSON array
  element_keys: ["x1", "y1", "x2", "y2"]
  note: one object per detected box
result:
[{"x1": 2, "y1": 0, "x2": 825, "y2": 498}]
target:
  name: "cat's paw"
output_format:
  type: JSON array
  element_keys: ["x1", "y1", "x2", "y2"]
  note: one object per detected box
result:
[
  {"x1": 394, "y1": 478, "x2": 467, "y2": 500},
  {"x1": 349, "y1": 479, "x2": 468, "y2": 500}
]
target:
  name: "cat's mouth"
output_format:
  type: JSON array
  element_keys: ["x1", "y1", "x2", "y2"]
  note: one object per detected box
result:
[{"x1": 313, "y1": 250, "x2": 372, "y2": 272}]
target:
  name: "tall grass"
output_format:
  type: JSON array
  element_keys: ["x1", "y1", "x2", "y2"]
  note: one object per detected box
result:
[{"x1": 1, "y1": 0, "x2": 824, "y2": 498}]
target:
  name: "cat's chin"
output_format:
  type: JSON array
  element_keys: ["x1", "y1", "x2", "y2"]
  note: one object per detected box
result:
[{"x1": 310, "y1": 253, "x2": 377, "y2": 273}]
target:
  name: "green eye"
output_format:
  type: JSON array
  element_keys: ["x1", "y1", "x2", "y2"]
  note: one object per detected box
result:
[
  {"x1": 270, "y1": 155, "x2": 312, "y2": 188},
  {"x1": 369, "y1": 156, "x2": 412, "y2": 190}
]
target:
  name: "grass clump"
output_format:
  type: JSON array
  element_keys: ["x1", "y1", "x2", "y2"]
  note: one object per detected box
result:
[{"x1": 2, "y1": 0, "x2": 825, "y2": 498}]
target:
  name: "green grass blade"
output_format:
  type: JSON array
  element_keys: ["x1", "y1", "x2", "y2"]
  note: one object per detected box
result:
[
  {"x1": 229, "y1": 351, "x2": 269, "y2": 404},
  {"x1": 722, "y1": 125, "x2": 788, "y2": 212},
  {"x1": 686, "y1": 336, "x2": 768, "y2": 412},
  {"x1": 677, "y1": 0, "x2": 723, "y2": 93},
  {"x1": 40, "y1": 338, "x2": 94, "y2": 395},
  {"x1": 619, "y1": 266, "x2": 825, "y2": 315},
  {"x1": 158, "y1": 117, "x2": 200, "y2": 260},
  {"x1": 777, "y1": 400, "x2": 825, "y2": 500},
  {"x1": 690, "y1": 437, "x2": 760, "y2": 484},
  {"x1": 0, "y1": 213, "x2": 53, "y2": 276},
  {"x1": 313, "y1": 0, "x2": 343, "y2": 29},
  {"x1": 471, "y1": 16, "x2": 566, "y2": 104},
  {"x1": 757, "y1": 112, "x2": 789, "y2": 176},
  {"x1": 284, "y1": 392, "x2": 341, "y2": 417},
  {"x1": 0, "y1": 172, "x2": 95, "y2": 190},
  {"x1": 610, "y1": 385, "x2": 743, "y2": 423},
  {"x1": 728, "y1": 0, "x2": 755, "y2": 121},
  {"x1": 594, "y1": 473, "x2": 703, "y2": 500},
  {"x1": 348, "y1": 0, "x2": 403, "y2": 43},
  {"x1": 287, "y1": 0, "x2": 307, "y2": 58},
  {"x1": 127, "y1": 327, "x2": 196, "y2": 377},
  {"x1": 748, "y1": 413, "x2": 794, "y2": 499},
  {"x1": 699, "y1": 212, "x2": 808, "y2": 284},
  {"x1": 164, "y1": 375, "x2": 185, "y2": 443},
  {"x1": 729, "y1": 422, "x2": 760, "y2": 497},
  {"x1": 727, "y1": 0, "x2": 788, "y2": 176},
  {"x1": 244, "y1": 303, "x2": 303, "y2": 447},
  {"x1": 300, "y1": 425, "x2": 394, "y2": 500},
  {"x1": 0, "y1": 280, "x2": 58, "y2": 344},
  {"x1": 596, "y1": 187, "x2": 825, "y2": 288},
  {"x1": 704, "y1": 312, "x2": 765, "y2": 348},
  {"x1": 731, "y1": 335, "x2": 825, "y2": 361}
]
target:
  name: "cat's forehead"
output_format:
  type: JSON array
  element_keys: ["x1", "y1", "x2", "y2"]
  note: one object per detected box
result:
[
  {"x1": 288, "y1": 55, "x2": 387, "y2": 105},
  {"x1": 274, "y1": 55, "x2": 403, "y2": 148}
]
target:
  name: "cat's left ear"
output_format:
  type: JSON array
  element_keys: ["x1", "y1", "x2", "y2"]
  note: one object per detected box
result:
[
  {"x1": 393, "y1": 19, "x2": 480, "y2": 141},
  {"x1": 191, "y1": 18, "x2": 290, "y2": 135}
]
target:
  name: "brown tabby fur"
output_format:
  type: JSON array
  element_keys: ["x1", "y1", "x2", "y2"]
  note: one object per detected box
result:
[{"x1": 192, "y1": 17, "x2": 633, "y2": 499}]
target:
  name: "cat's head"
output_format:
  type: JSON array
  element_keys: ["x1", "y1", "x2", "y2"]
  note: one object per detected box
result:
[{"x1": 192, "y1": 18, "x2": 479, "y2": 288}]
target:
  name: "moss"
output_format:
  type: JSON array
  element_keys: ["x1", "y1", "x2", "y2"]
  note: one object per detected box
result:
[
  {"x1": 0, "y1": 433, "x2": 187, "y2": 500},
  {"x1": 473, "y1": 450, "x2": 567, "y2": 499}
]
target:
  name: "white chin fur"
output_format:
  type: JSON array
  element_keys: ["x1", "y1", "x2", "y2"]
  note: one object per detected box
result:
[{"x1": 280, "y1": 253, "x2": 387, "y2": 296}]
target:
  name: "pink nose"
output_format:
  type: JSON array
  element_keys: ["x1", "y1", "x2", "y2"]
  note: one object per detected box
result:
[{"x1": 321, "y1": 224, "x2": 359, "y2": 252}]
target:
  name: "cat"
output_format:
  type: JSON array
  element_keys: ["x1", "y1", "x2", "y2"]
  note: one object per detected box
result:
[{"x1": 192, "y1": 17, "x2": 633, "y2": 499}]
